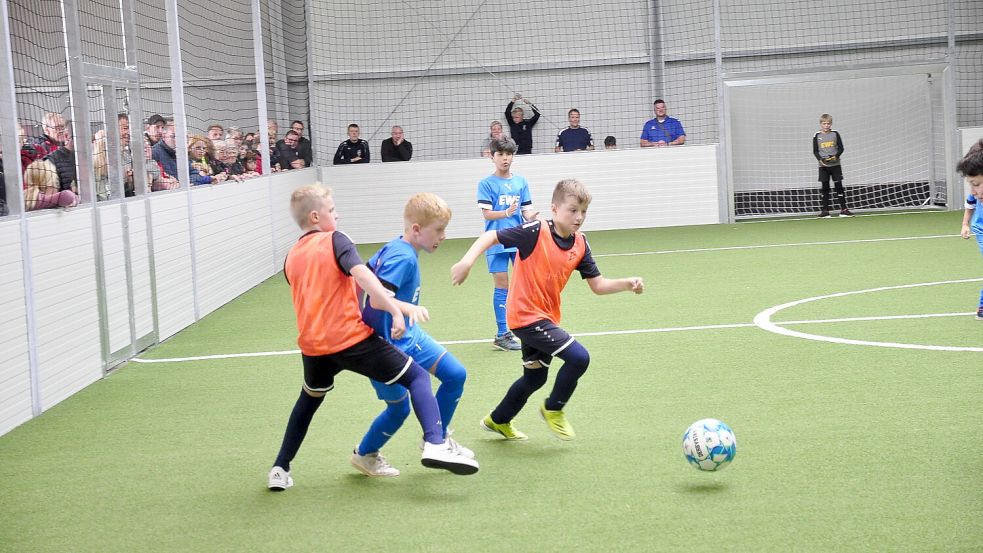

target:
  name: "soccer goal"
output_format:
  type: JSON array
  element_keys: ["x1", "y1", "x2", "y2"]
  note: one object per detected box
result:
[{"x1": 724, "y1": 64, "x2": 950, "y2": 218}]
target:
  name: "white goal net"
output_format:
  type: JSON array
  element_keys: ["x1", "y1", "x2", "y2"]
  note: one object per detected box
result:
[{"x1": 727, "y1": 68, "x2": 947, "y2": 217}]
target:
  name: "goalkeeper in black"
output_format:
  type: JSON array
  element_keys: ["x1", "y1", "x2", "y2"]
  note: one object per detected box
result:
[{"x1": 813, "y1": 113, "x2": 852, "y2": 217}]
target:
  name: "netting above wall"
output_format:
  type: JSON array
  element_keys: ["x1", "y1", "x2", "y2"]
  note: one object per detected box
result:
[{"x1": 308, "y1": 0, "x2": 655, "y2": 164}]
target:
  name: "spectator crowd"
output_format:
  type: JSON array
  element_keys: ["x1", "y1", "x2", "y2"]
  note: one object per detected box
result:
[{"x1": 1, "y1": 96, "x2": 686, "y2": 214}]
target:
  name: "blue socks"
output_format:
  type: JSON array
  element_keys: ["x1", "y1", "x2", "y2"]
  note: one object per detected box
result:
[
  {"x1": 358, "y1": 353, "x2": 468, "y2": 454},
  {"x1": 433, "y1": 353, "x2": 467, "y2": 438},
  {"x1": 357, "y1": 395, "x2": 410, "y2": 455},
  {"x1": 395, "y1": 363, "x2": 443, "y2": 444},
  {"x1": 493, "y1": 287, "x2": 508, "y2": 336},
  {"x1": 274, "y1": 389, "x2": 325, "y2": 472}
]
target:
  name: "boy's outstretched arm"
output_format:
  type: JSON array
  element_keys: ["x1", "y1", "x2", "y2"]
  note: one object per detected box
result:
[
  {"x1": 451, "y1": 230, "x2": 500, "y2": 285},
  {"x1": 586, "y1": 276, "x2": 645, "y2": 295},
  {"x1": 350, "y1": 264, "x2": 406, "y2": 339}
]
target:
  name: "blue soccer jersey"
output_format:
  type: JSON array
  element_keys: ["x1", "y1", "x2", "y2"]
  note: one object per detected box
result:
[
  {"x1": 640, "y1": 116, "x2": 685, "y2": 144},
  {"x1": 477, "y1": 174, "x2": 533, "y2": 256},
  {"x1": 361, "y1": 238, "x2": 424, "y2": 351},
  {"x1": 967, "y1": 194, "x2": 983, "y2": 236}
]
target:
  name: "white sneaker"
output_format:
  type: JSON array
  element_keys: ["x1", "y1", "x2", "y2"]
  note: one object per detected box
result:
[
  {"x1": 268, "y1": 466, "x2": 293, "y2": 491},
  {"x1": 418, "y1": 430, "x2": 475, "y2": 459},
  {"x1": 421, "y1": 440, "x2": 479, "y2": 475},
  {"x1": 350, "y1": 448, "x2": 400, "y2": 477}
]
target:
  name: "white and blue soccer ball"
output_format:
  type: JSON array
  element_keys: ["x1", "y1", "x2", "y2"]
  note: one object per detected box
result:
[{"x1": 682, "y1": 418, "x2": 737, "y2": 472}]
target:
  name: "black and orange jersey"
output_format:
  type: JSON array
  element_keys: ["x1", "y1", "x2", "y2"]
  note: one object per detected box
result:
[
  {"x1": 497, "y1": 220, "x2": 600, "y2": 328},
  {"x1": 284, "y1": 230, "x2": 373, "y2": 355}
]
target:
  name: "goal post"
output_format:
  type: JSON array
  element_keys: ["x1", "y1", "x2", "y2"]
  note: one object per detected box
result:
[{"x1": 724, "y1": 63, "x2": 950, "y2": 218}]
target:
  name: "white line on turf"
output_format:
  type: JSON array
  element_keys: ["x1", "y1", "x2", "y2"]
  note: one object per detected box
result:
[
  {"x1": 132, "y1": 309, "x2": 980, "y2": 363},
  {"x1": 753, "y1": 278, "x2": 983, "y2": 352},
  {"x1": 593, "y1": 234, "x2": 961, "y2": 258}
]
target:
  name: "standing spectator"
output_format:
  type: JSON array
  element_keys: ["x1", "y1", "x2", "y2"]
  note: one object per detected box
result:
[
  {"x1": 226, "y1": 127, "x2": 244, "y2": 150},
  {"x1": 207, "y1": 124, "x2": 224, "y2": 143},
  {"x1": 505, "y1": 95, "x2": 540, "y2": 155},
  {"x1": 554, "y1": 109, "x2": 593, "y2": 152},
  {"x1": 332, "y1": 123, "x2": 369, "y2": 165},
  {"x1": 152, "y1": 118, "x2": 179, "y2": 180},
  {"x1": 22, "y1": 112, "x2": 68, "y2": 170},
  {"x1": 187, "y1": 134, "x2": 227, "y2": 185},
  {"x1": 640, "y1": 99, "x2": 686, "y2": 148},
  {"x1": 813, "y1": 113, "x2": 851, "y2": 218},
  {"x1": 290, "y1": 120, "x2": 313, "y2": 167},
  {"x1": 278, "y1": 130, "x2": 306, "y2": 170},
  {"x1": 480, "y1": 120, "x2": 506, "y2": 158},
  {"x1": 380, "y1": 125, "x2": 412, "y2": 162},
  {"x1": 44, "y1": 128, "x2": 77, "y2": 196},
  {"x1": 145, "y1": 114, "x2": 166, "y2": 146},
  {"x1": 145, "y1": 135, "x2": 177, "y2": 191}
]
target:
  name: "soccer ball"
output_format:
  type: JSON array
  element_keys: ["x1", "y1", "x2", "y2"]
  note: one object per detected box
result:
[{"x1": 682, "y1": 418, "x2": 737, "y2": 472}]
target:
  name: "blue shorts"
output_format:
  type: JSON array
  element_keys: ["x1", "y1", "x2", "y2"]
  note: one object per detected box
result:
[
  {"x1": 486, "y1": 251, "x2": 516, "y2": 274},
  {"x1": 370, "y1": 333, "x2": 447, "y2": 402},
  {"x1": 511, "y1": 319, "x2": 576, "y2": 369},
  {"x1": 976, "y1": 233, "x2": 983, "y2": 257}
]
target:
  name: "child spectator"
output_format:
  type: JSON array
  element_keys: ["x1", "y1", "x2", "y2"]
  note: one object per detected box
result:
[
  {"x1": 604, "y1": 136, "x2": 617, "y2": 150},
  {"x1": 957, "y1": 139, "x2": 983, "y2": 321},
  {"x1": 813, "y1": 114, "x2": 852, "y2": 218},
  {"x1": 353, "y1": 193, "x2": 472, "y2": 476},
  {"x1": 187, "y1": 135, "x2": 226, "y2": 185},
  {"x1": 267, "y1": 184, "x2": 478, "y2": 490},
  {"x1": 24, "y1": 159, "x2": 78, "y2": 210},
  {"x1": 476, "y1": 137, "x2": 538, "y2": 351},
  {"x1": 480, "y1": 120, "x2": 506, "y2": 158},
  {"x1": 451, "y1": 178, "x2": 644, "y2": 441},
  {"x1": 554, "y1": 109, "x2": 593, "y2": 152},
  {"x1": 240, "y1": 151, "x2": 261, "y2": 179},
  {"x1": 505, "y1": 95, "x2": 541, "y2": 155}
]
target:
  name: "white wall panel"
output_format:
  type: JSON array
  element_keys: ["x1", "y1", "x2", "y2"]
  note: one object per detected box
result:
[
  {"x1": 270, "y1": 168, "x2": 317, "y2": 267},
  {"x1": 98, "y1": 205, "x2": 131, "y2": 353},
  {"x1": 191, "y1": 181, "x2": 275, "y2": 317},
  {"x1": 26, "y1": 209, "x2": 102, "y2": 411},
  {"x1": 0, "y1": 219, "x2": 33, "y2": 436},
  {"x1": 149, "y1": 192, "x2": 196, "y2": 340},
  {"x1": 127, "y1": 202, "x2": 156, "y2": 339},
  {"x1": 325, "y1": 146, "x2": 721, "y2": 245}
]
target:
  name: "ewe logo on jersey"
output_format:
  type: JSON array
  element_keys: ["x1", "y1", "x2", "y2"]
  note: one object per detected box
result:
[{"x1": 498, "y1": 194, "x2": 520, "y2": 207}]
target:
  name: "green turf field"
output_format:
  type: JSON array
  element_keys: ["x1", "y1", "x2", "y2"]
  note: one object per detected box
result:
[{"x1": 1, "y1": 210, "x2": 981, "y2": 552}]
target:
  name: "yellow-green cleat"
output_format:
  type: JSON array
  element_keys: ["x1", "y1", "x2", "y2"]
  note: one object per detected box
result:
[
  {"x1": 539, "y1": 401, "x2": 575, "y2": 440},
  {"x1": 480, "y1": 414, "x2": 528, "y2": 441}
]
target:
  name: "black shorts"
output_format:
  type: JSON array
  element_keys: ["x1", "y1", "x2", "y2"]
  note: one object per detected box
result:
[
  {"x1": 511, "y1": 319, "x2": 576, "y2": 369},
  {"x1": 818, "y1": 165, "x2": 843, "y2": 184},
  {"x1": 301, "y1": 335, "x2": 413, "y2": 393}
]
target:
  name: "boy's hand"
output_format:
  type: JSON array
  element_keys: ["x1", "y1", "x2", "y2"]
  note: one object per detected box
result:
[
  {"x1": 626, "y1": 277, "x2": 645, "y2": 294},
  {"x1": 962, "y1": 225, "x2": 971, "y2": 239},
  {"x1": 405, "y1": 304, "x2": 430, "y2": 326},
  {"x1": 390, "y1": 315, "x2": 406, "y2": 340},
  {"x1": 506, "y1": 200, "x2": 518, "y2": 217},
  {"x1": 451, "y1": 261, "x2": 472, "y2": 285}
]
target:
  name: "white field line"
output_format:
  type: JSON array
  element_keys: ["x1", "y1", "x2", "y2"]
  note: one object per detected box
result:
[
  {"x1": 753, "y1": 278, "x2": 983, "y2": 352},
  {"x1": 736, "y1": 209, "x2": 949, "y2": 224},
  {"x1": 131, "y1": 310, "x2": 979, "y2": 364},
  {"x1": 593, "y1": 234, "x2": 961, "y2": 258}
]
